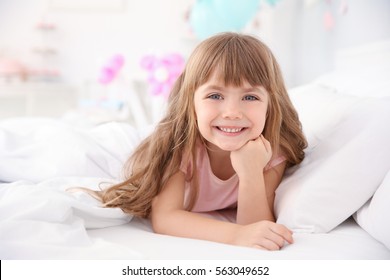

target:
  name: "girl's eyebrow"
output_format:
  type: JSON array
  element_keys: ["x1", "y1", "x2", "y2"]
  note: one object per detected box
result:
[
  {"x1": 242, "y1": 87, "x2": 266, "y2": 95},
  {"x1": 202, "y1": 84, "x2": 266, "y2": 95},
  {"x1": 201, "y1": 85, "x2": 224, "y2": 92}
]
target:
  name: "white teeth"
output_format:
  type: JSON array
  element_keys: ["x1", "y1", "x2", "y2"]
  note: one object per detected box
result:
[{"x1": 219, "y1": 127, "x2": 243, "y2": 133}]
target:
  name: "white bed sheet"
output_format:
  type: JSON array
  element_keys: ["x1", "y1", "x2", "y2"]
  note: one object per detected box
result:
[{"x1": 88, "y1": 216, "x2": 390, "y2": 260}]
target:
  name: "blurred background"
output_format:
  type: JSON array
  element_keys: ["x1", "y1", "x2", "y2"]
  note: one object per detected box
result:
[{"x1": 0, "y1": 0, "x2": 389, "y2": 127}]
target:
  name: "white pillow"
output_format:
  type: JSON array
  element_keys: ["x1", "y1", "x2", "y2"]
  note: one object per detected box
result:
[
  {"x1": 275, "y1": 87, "x2": 390, "y2": 233},
  {"x1": 287, "y1": 84, "x2": 362, "y2": 148},
  {"x1": 354, "y1": 171, "x2": 390, "y2": 249}
]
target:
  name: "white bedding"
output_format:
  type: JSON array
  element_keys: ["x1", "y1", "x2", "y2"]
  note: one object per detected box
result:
[
  {"x1": 0, "y1": 118, "x2": 389, "y2": 260},
  {"x1": 1, "y1": 40, "x2": 390, "y2": 260},
  {"x1": 0, "y1": 177, "x2": 141, "y2": 259},
  {"x1": 88, "y1": 216, "x2": 390, "y2": 260}
]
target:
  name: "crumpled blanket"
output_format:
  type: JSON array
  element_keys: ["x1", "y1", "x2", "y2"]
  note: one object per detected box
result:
[
  {"x1": 0, "y1": 117, "x2": 152, "y2": 183},
  {"x1": 0, "y1": 177, "x2": 144, "y2": 259},
  {"x1": 0, "y1": 118, "x2": 152, "y2": 259}
]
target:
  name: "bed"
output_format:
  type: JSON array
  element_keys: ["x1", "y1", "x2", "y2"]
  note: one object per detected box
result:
[{"x1": 1, "y1": 40, "x2": 390, "y2": 260}]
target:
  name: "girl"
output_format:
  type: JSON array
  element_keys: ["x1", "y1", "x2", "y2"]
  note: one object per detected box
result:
[{"x1": 90, "y1": 32, "x2": 307, "y2": 250}]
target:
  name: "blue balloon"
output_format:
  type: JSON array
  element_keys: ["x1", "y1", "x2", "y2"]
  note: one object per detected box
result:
[
  {"x1": 189, "y1": 0, "x2": 260, "y2": 40},
  {"x1": 265, "y1": 0, "x2": 281, "y2": 6},
  {"x1": 213, "y1": 0, "x2": 260, "y2": 30},
  {"x1": 189, "y1": 0, "x2": 228, "y2": 39}
]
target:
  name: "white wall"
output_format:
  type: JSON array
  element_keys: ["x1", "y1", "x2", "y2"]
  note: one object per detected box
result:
[
  {"x1": 1, "y1": 0, "x2": 389, "y2": 88},
  {"x1": 256, "y1": 0, "x2": 390, "y2": 86},
  {"x1": 0, "y1": 0, "x2": 196, "y2": 87}
]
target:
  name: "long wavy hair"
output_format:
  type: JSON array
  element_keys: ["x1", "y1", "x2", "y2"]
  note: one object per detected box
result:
[{"x1": 89, "y1": 32, "x2": 307, "y2": 218}]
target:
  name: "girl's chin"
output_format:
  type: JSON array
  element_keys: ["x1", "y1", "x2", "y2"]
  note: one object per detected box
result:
[{"x1": 212, "y1": 142, "x2": 246, "y2": 152}]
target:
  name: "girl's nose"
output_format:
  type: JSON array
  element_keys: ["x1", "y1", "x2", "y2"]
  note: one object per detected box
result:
[{"x1": 221, "y1": 100, "x2": 243, "y2": 119}]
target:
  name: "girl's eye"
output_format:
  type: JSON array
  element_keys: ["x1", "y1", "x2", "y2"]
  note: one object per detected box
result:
[
  {"x1": 208, "y1": 93, "x2": 222, "y2": 100},
  {"x1": 243, "y1": 95, "x2": 259, "y2": 101}
]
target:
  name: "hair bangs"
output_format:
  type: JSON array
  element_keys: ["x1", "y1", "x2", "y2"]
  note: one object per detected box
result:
[
  {"x1": 184, "y1": 33, "x2": 271, "y2": 93},
  {"x1": 211, "y1": 35, "x2": 271, "y2": 88}
]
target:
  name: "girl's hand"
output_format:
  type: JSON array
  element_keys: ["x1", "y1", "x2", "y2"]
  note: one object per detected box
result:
[
  {"x1": 233, "y1": 220, "x2": 293, "y2": 250},
  {"x1": 230, "y1": 135, "x2": 273, "y2": 179}
]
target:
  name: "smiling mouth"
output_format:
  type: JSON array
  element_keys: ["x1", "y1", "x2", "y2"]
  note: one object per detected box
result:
[{"x1": 217, "y1": 126, "x2": 245, "y2": 133}]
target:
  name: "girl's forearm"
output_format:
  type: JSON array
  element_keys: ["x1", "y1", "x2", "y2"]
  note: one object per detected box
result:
[
  {"x1": 151, "y1": 209, "x2": 240, "y2": 245},
  {"x1": 151, "y1": 208, "x2": 293, "y2": 250},
  {"x1": 236, "y1": 174, "x2": 274, "y2": 225}
]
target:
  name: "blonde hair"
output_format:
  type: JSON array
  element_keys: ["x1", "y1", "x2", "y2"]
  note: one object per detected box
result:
[{"x1": 93, "y1": 32, "x2": 307, "y2": 218}]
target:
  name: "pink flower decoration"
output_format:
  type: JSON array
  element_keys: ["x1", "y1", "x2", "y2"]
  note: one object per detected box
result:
[
  {"x1": 98, "y1": 54, "x2": 125, "y2": 85},
  {"x1": 324, "y1": 11, "x2": 335, "y2": 31},
  {"x1": 140, "y1": 53, "x2": 185, "y2": 98}
]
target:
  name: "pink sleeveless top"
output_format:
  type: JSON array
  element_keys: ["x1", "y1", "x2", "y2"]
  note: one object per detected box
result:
[{"x1": 180, "y1": 144, "x2": 286, "y2": 213}]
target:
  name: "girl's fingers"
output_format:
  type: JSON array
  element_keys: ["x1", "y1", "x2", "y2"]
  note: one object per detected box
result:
[
  {"x1": 266, "y1": 230, "x2": 286, "y2": 248},
  {"x1": 270, "y1": 225, "x2": 294, "y2": 244},
  {"x1": 260, "y1": 134, "x2": 272, "y2": 153},
  {"x1": 252, "y1": 244, "x2": 267, "y2": 250},
  {"x1": 254, "y1": 238, "x2": 281, "y2": 251},
  {"x1": 254, "y1": 232, "x2": 293, "y2": 251}
]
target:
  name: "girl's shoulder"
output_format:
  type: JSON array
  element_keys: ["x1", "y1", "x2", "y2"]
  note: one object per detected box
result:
[
  {"x1": 179, "y1": 140, "x2": 207, "y2": 179},
  {"x1": 265, "y1": 154, "x2": 286, "y2": 171}
]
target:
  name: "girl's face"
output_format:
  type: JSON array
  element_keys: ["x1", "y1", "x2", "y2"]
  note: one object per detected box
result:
[{"x1": 194, "y1": 72, "x2": 269, "y2": 152}]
